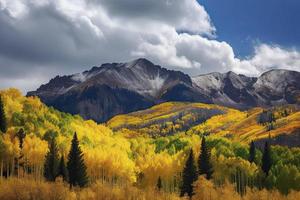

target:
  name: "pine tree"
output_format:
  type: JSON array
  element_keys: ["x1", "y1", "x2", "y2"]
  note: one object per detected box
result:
[
  {"x1": 180, "y1": 149, "x2": 198, "y2": 198},
  {"x1": 249, "y1": 141, "x2": 256, "y2": 163},
  {"x1": 198, "y1": 137, "x2": 213, "y2": 179},
  {"x1": 0, "y1": 96, "x2": 7, "y2": 133},
  {"x1": 67, "y1": 132, "x2": 88, "y2": 187},
  {"x1": 58, "y1": 155, "x2": 68, "y2": 182},
  {"x1": 44, "y1": 138, "x2": 59, "y2": 181},
  {"x1": 156, "y1": 176, "x2": 162, "y2": 191},
  {"x1": 262, "y1": 142, "x2": 272, "y2": 176}
]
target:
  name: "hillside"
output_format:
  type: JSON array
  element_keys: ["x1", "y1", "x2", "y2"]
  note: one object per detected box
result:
[
  {"x1": 108, "y1": 102, "x2": 300, "y2": 144},
  {"x1": 0, "y1": 88, "x2": 137, "y2": 183},
  {"x1": 1, "y1": 88, "x2": 300, "y2": 199}
]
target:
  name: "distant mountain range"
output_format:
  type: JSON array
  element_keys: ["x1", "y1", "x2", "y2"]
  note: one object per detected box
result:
[{"x1": 27, "y1": 58, "x2": 300, "y2": 122}]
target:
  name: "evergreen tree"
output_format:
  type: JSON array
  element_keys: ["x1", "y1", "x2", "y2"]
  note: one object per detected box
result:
[
  {"x1": 0, "y1": 96, "x2": 7, "y2": 133},
  {"x1": 44, "y1": 138, "x2": 59, "y2": 181},
  {"x1": 262, "y1": 142, "x2": 272, "y2": 176},
  {"x1": 198, "y1": 137, "x2": 213, "y2": 179},
  {"x1": 67, "y1": 132, "x2": 88, "y2": 187},
  {"x1": 180, "y1": 149, "x2": 198, "y2": 198},
  {"x1": 58, "y1": 155, "x2": 68, "y2": 182},
  {"x1": 156, "y1": 176, "x2": 162, "y2": 191},
  {"x1": 249, "y1": 141, "x2": 256, "y2": 163}
]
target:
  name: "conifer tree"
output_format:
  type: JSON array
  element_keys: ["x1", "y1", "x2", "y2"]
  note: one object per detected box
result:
[
  {"x1": 58, "y1": 155, "x2": 68, "y2": 182},
  {"x1": 198, "y1": 137, "x2": 213, "y2": 179},
  {"x1": 0, "y1": 96, "x2": 7, "y2": 133},
  {"x1": 249, "y1": 141, "x2": 256, "y2": 163},
  {"x1": 262, "y1": 142, "x2": 272, "y2": 176},
  {"x1": 67, "y1": 132, "x2": 88, "y2": 187},
  {"x1": 180, "y1": 149, "x2": 198, "y2": 198},
  {"x1": 156, "y1": 176, "x2": 162, "y2": 191},
  {"x1": 44, "y1": 138, "x2": 59, "y2": 181}
]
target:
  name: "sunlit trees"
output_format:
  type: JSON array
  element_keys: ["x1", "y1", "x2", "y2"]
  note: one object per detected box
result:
[
  {"x1": 1, "y1": 88, "x2": 300, "y2": 197},
  {"x1": 67, "y1": 133, "x2": 88, "y2": 187},
  {"x1": 180, "y1": 149, "x2": 198, "y2": 198},
  {"x1": 0, "y1": 95, "x2": 7, "y2": 133},
  {"x1": 198, "y1": 137, "x2": 213, "y2": 179},
  {"x1": 44, "y1": 138, "x2": 59, "y2": 181},
  {"x1": 23, "y1": 135, "x2": 48, "y2": 179}
]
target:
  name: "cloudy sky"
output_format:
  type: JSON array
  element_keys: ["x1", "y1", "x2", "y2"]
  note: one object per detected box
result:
[{"x1": 0, "y1": 0, "x2": 300, "y2": 93}]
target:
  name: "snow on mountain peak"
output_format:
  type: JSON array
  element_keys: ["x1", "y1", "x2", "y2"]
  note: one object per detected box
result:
[{"x1": 71, "y1": 73, "x2": 87, "y2": 82}]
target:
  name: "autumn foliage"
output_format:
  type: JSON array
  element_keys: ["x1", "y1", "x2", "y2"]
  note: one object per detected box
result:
[{"x1": 0, "y1": 88, "x2": 300, "y2": 199}]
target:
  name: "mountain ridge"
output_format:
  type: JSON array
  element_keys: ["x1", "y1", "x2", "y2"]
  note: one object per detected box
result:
[{"x1": 27, "y1": 58, "x2": 300, "y2": 122}]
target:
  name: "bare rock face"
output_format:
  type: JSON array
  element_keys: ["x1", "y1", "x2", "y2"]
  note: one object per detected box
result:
[
  {"x1": 28, "y1": 58, "x2": 300, "y2": 122},
  {"x1": 192, "y1": 69, "x2": 300, "y2": 109},
  {"x1": 27, "y1": 58, "x2": 200, "y2": 122}
]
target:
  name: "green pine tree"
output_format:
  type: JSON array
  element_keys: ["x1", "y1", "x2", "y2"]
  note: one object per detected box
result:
[
  {"x1": 0, "y1": 96, "x2": 7, "y2": 134},
  {"x1": 262, "y1": 142, "x2": 272, "y2": 176},
  {"x1": 198, "y1": 137, "x2": 213, "y2": 179},
  {"x1": 156, "y1": 176, "x2": 162, "y2": 191},
  {"x1": 67, "y1": 132, "x2": 88, "y2": 187},
  {"x1": 58, "y1": 155, "x2": 68, "y2": 182},
  {"x1": 249, "y1": 141, "x2": 256, "y2": 163},
  {"x1": 180, "y1": 149, "x2": 198, "y2": 198},
  {"x1": 44, "y1": 138, "x2": 59, "y2": 181}
]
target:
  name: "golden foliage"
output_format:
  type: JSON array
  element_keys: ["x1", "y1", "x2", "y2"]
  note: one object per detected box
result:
[
  {"x1": 1, "y1": 88, "x2": 300, "y2": 198},
  {"x1": 0, "y1": 177, "x2": 181, "y2": 200},
  {"x1": 109, "y1": 101, "x2": 300, "y2": 142},
  {"x1": 193, "y1": 176, "x2": 300, "y2": 200}
]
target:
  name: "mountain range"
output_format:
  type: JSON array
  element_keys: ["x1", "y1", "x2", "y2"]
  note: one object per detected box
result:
[{"x1": 27, "y1": 58, "x2": 300, "y2": 122}]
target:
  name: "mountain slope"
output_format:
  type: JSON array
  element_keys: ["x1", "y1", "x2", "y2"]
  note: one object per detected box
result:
[
  {"x1": 28, "y1": 58, "x2": 300, "y2": 122},
  {"x1": 28, "y1": 58, "x2": 209, "y2": 122},
  {"x1": 192, "y1": 69, "x2": 300, "y2": 109},
  {"x1": 108, "y1": 102, "x2": 300, "y2": 145}
]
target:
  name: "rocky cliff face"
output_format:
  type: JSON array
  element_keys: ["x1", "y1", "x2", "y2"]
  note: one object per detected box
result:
[
  {"x1": 28, "y1": 58, "x2": 198, "y2": 122},
  {"x1": 27, "y1": 58, "x2": 300, "y2": 122},
  {"x1": 192, "y1": 69, "x2": 300, "y2": 109}
]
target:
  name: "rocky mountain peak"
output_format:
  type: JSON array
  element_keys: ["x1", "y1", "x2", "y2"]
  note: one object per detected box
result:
[{"x1": 27, "y1": 59, "x2": 300, "y2": 122}]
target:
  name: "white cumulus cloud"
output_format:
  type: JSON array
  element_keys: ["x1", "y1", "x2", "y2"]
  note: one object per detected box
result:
[{"x1": 0, "y1": 0, "x2": 299, "y2": 93}]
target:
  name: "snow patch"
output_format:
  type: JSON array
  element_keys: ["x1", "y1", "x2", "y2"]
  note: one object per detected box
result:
[
  {"x1": 71, "y1": 69, "x2": 102, "y2": 82},
  {"x1": 147, "y1": 74, "x2": 165, "y2": 95},
  {"x1": 192, "y1": 73, "x2": 223, "y2": 91},
  {"x1": 71, "y1": 73, "x2": 87, "y2": 82}
]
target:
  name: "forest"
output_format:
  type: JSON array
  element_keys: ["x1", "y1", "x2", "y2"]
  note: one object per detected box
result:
[{"x1": 0, "y1": 88, "x2": 300, "y2": 200}]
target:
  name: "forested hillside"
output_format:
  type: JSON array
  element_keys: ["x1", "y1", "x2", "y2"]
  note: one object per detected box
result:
[
  {"x1": 0, "y1": 88, "x2": 300, "y2": 200},
  {"x1": 108, "y1": 102, "x2": 300, "y2": 143}
]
